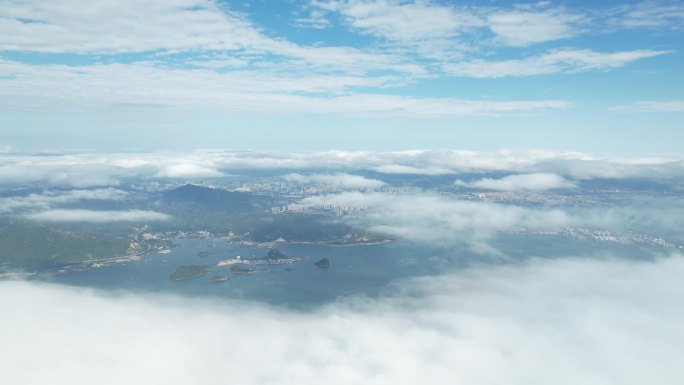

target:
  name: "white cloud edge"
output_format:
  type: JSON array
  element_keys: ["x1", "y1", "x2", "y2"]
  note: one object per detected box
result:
[
  {"x1": 455, "y1": 173, "x2": 577, "y2": 191},
  {"x1": 0, "y1": 1, "x2": 675, "y2": 118},
  {"x1": 1, "y1": 254, "x2": 683, "y2": 385}
]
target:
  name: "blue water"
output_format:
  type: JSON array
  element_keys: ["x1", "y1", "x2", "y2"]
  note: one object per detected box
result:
[
  {"x1": 36, "y1": 238, "x2": 463, "y2": 307},
  {"x1": 35, "y1": 235, "x2": 667, "y2": 308}
]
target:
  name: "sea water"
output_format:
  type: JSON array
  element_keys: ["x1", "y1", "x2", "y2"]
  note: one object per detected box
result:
[{"x1": 36, "y1": 235, "x2": 666, "y2": 308}]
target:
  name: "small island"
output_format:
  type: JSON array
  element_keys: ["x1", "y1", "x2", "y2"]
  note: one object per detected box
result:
[
  {"x1": 169, "y1": 265, "x2": 211, "y2": 281},
  {"x1": 314, "y1": 258, "x2": 331, "y2": 268},
  {"x1": 229, "y1": 265, "x2": 256, "y2": 275},
  {"x1": 210, "y1": 275, "x2": 229, "y2": 282},
  {"x1": 265, "y1": 249, "x2": 287, "y2": 259}
]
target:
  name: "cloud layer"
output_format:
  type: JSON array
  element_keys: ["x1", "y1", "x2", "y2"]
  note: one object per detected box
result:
[
  {"x1": 2, "y1": 255, "x2": 683, "y2": 385},
  {"x1": 0, "y1": 0, "x2": 678, "y2": 120},
  {"x1": 455, "y1": 173, "x2": 576, "y2": 191},
  {"x1": 0, "y1": 188, "x2": 128, "y2": 213},
  {"x1": 444, "y1": 49, "x2": 668, "y2": 78},
  {"x1": 25, "y1": 209, "x2": 170, "y2": 223},
  {"x1": 294, "y1": 189, "x2": 684, "y2": 253},
  {"x1": 1, "y1": 150, "x2": 683, "y2": 188},
  {"x1": 283, "y1": 173, "x2": 385, "y2": 189},
  {"x1": 297, "y1": 192, "x2": 574, "y2": 252}
]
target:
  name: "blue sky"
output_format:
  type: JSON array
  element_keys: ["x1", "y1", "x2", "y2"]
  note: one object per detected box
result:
[{"x1": 1, "y1": 0, "x2": 683, "y2": 153}]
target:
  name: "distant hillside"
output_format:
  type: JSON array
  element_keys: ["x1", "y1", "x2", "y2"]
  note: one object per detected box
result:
[
  {"x1": 0, "y1": 220, "x2": 130, "y2": 268},
  {"x1": 161, "y1": 184, "x2": 271, "y2": 212}
]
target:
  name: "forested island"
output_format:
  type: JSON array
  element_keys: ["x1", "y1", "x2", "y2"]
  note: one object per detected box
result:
[{"x1": 169, "y1": 265, "x2": 211, "y2": 281}]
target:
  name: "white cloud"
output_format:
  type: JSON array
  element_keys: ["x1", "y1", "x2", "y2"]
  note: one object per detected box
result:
[
  {"x1": 366, "y1": 149, "x2": 592, "y2": 175},
  {"x1": 534, "y1": 158, "x2": 684, "y2": 180},
  {"x1": 2, "y1": 255, "x2": 683, "y2": 384},
  {"x1": 610, "y1": 100, "x2": 684, "y2": 112},
  {"x1": 0, "y1": 0, "x2": 421, "y2": 77},
  {"x1": 0, "y1": 150, "x2": 682, "y2": 188},
  {"x1": 316, "y1": 0, "x2": 483, "y2": 43},
  {"x1": 293, "y1": 9, "x2": 332, "y2": 29},
  {"x1": 155, "y1": 163, "x2": 223, "y2": 178},
  {"x1": 296, "y1": 192, "x2": 574, "y2": 251},
  {"x1": 456, "y1": 173, "x2": 576, "y2": 192},
  {"x1": 0, "y1": 0, "x2": 672, "y2": 121},
  {"x1": 487, "y1": 7, "x2": 586, "y2": 46},
  {"x1": 0, "y1": 162, "x2": 123, "y2": 187},
  {"x1": 372, "y1": 164, "x2": 454, "y2": 175},
  {"x1": 313, "y1": 1, "x2": 588, "y2": 57},
  {"x1": 25, "y1": 209, "x2": 170, "y2": 223},
  {"x1": 607, "y1": 2, "x2": 684, "y2": 30},
  {"x1": 0, "y1": 59, "x2": 567, "y2": 116},
  {"x1": 444, "y1": 49, "x2": 669, "y2": 78},
  {"x1": 283, "y1": 173, "x2": 385, "y2": 189},
  {"x1": 0, "y1": 188, "x2": 128, "y2": 213},
  {"x1": 0, "y1": 152, "x2": 224, "y2": 187},
  {"x1": 0, "y1": 0, "x2": 265, "y2": 54}
]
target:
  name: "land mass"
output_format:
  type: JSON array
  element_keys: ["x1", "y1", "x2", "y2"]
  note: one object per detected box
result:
[{"x1": 169, "y1": 265, "x2": 210, "y2": 281}]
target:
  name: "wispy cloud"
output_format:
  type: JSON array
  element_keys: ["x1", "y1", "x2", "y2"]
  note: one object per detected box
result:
[
  {"x1": 0, "y1": 0, "x2": 418, "y2": 76},
  {"x1": 455, "y1": 173, "x2": 576, "y2": 192},
  {"x1": 0, "y1": 0, "x2": 676, "y2": 124},
  {"x1": 606, "y1": 1, "x2": 684, "y2": 30},
  {"x1": 444, "y1": 49, "x2": 669, "y2": 78},
  {"x1": 0, "y1": 59, "x2": 568, "y2": 115},
  {"x1": 610, "y1": 100, "x2": 684, "y2": 112},
  {"x1": 0, "y1": 188, "x2": 128, "y2": 214},
  {"x1": 487, "y1": 6, "x2": 587, "y2": 46},
  {"x1": 25, "y1": 209, "x2": 170, "y2": 223},
  {"x1": 293, "y1": 8, "x2": 332, "y2": 29},
  {"x1": 283, "y1": 173, "x2": 385, "y2": 189},
  {"x1": 0, "y1": 0, "x2": 263, "y2": 54},
  {"x1": 314, "y1": 0, "x2": 483, "y2": 43}
]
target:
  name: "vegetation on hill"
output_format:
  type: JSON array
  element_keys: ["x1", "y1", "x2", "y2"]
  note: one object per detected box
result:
[{"x1": 0, "y1": 219, "x2": 130, "y2": 268}]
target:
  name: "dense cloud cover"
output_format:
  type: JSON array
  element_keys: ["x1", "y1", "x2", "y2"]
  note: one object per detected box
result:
[
  {"x1": 2, "y1": 255, "x2": 683, "y2": 385},
  {"x1": 0, "y1": 149, "x2": 682, "y2": 188}
]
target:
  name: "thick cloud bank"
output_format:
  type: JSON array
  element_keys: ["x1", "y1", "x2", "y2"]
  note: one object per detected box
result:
[{"x1": 2, "y1": 256, "x2": 683, "y2": 385}]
